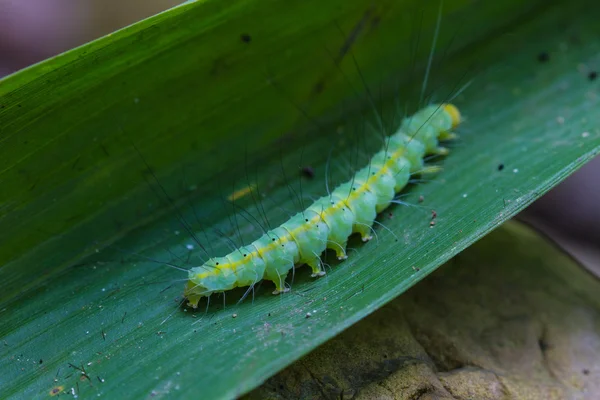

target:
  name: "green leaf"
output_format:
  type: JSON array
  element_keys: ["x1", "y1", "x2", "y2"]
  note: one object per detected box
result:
[{"x1": 1, "y1": 0, "x2": 599, "y2": 399}]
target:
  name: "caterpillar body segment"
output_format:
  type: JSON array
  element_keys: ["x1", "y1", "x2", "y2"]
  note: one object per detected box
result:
[{"x1": 184, "y1": 104, "x2": 461, "y2": 308}]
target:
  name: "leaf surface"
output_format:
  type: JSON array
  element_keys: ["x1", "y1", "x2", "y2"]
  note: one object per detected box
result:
[{"x1": 1, "y1": 0, "x2": 599, "y2": 398}]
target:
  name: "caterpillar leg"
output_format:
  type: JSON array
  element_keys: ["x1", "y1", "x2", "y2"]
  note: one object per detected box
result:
[
  {"x1": 354, "y1": 225, "x2": 374, "y2": 242},
  {"x1": 439, "y1": 132, "x2": 458, "y2": 141},
  {"x1": 420, "y1": 165, "x2": 443, "y2": 175},
  {"x1": 327, "y1": 240, "x2": 348, "y2": 260},
  {"x1": 432, "y1": 146, "x2": 449, "y2": 156},
  {"x1": 335, "y1": 248, "x2": 348, "y2": 261},
  {"x1": 271, "y1": 274, "x2": 290, "y2": 295},
  {"x1": 306, "y1": 257, "x2": 326, "y2": 277}
]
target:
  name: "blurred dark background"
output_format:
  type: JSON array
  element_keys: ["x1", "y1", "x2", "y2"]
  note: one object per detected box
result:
[
  {"x1": 1, "y1": 0, "x2": 597, "y2": 276},
  {"x1": 0, "y1": 0, "x2": 180, "y2": 76}
]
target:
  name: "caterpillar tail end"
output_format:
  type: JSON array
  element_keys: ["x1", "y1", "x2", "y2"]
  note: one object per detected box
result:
[
  {"x1": 442, "y1": 103, "x2": 461, "y2": 128},
  {"x1": 185, "y1": 293, "x2": 202, "y2": 309},
  {"x1": 183, "y1": 279, "x2": 205, "y2": 309}
]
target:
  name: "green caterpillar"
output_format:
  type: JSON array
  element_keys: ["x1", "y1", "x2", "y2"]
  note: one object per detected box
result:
[{"x1": 184, "y1": 103, "x2": 461, "y2": 308}]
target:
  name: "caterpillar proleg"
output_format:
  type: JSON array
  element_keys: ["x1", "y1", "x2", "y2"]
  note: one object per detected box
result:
[{"x1": 184, "y1": 103, "x2": 461, "y2": 308}]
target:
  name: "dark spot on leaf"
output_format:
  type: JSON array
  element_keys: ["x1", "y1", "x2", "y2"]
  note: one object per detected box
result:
[
  {"x1": 313, "y1": 79, "x2": 325, "y2": 94},
  {"x1": 537, "y1": 52, "x2": 550, "y2": 63},
  {"x1": 240, "y1": 33, "x2": 251, "y2": 43},
  {"x1": 370, "y1": 15, "x2": 381, "y2": 30},
  {"x1": 497, "y1": 163, "x2": 504, "y2": 171},
  {"x1": 300, "y1": 166, "x2": 315, "y2": 179},
  {"x1": 589, "y1": 71, "x2": 597, "y2": 81}
]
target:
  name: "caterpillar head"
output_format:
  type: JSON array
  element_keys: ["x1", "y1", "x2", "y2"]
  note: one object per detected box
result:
[
  {"x1": 402, "y1": 103, "x2": 461, "y2": 149},
  {"x1": 442, "y1": 103, "x2": 461, "y2": 129},
  {"x1": 434, "y1": 103, "x2": 461, "y2": 142}
]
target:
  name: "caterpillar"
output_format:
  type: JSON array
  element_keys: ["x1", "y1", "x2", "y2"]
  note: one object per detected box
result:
[{"x1": 183, "y1": 103, "x2": 461, "y2": 308}]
